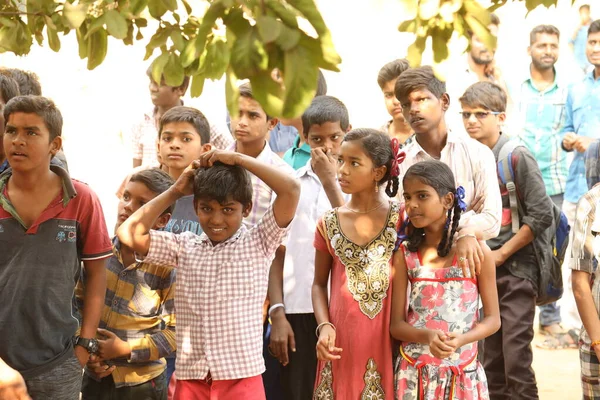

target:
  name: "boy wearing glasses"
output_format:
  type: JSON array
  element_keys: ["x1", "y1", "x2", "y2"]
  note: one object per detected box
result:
[
  {"x1": 395, "y1": 66, "x2": 501, "y2": 276},
  {"x1": 460, "y1": 81, "x2": 552, "y2": 399}
]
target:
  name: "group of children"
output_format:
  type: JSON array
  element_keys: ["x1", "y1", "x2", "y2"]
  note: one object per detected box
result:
[{"x1": 2, "y1": 26, "x2": 600, "y2": 400}]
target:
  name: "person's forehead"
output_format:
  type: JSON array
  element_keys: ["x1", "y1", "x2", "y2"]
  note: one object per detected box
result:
[
  {"x1": 238, "y1": 96, "x2": 265, "y2": 113},
  {"x1": 308, "y1": 121, "x2": 343, "y2": 135},
  {"x1": 533, "y1": 32, "x2": 559, "y2": 45}
]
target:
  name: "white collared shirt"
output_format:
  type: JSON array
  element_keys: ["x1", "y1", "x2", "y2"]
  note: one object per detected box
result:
[
  {"x1": 398, "y1": 131, "x2": 502, "y2": 240},
  {"x1": 282, "y1": 163, "x2": 349, "y2": 314}
]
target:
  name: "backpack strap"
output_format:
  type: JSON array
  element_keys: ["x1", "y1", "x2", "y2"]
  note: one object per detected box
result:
[{"x1": 497, "y1": 140, "x2": 520, "y2": 234}]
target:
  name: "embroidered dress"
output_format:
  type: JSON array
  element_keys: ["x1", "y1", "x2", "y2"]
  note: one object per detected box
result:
[
  {"x1": 313, "y1": 201, "x2": 400, "y2": 399},
  {"x1": 395, "y1": 245, "x2": 489, "y2": 400}
]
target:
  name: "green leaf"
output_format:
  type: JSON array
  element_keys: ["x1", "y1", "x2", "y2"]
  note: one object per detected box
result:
[
  {"x1": 225, "y1": 67, "x2": 239, "y2": 118},
  {"x1": 148, "y1": 0, "x2": 168, "y2": 19},
  {"x1": 230, "y1": 27, "x2": 267, "y2": 78},
  {"x1": 190, "y1": 74, "x2": 206, "y2": 97},
  {"x1": 105, "y1": 10, "x2": 128, "y2": 40},
  {"x1": 464, "y1": 14, "x2": 496, "y2": 52},
  {"x1": 266, "y1": 0, "x2": 298, "y2": 28},
  {"x1": 76, "y1": 24, "x2": 88, "y2": 59},
  {"x1": 256, "y1": 15, "x2": 281, "y2": 43},
  {"x1": 124, "y1": 23, "x2": 134, "y2": 45},
  {"x1": 297, "y1": 34, "x2": 339, "y2": 71},
  {"x1": 431, "y1": 29, "x2": 450, "y2": 63},
  {"x1": 202, "y1": 39, "x2": 230, "y2": 79},
  {"x1": 170, "y1": 29, "x2": 185, "y2": 52},
  {"x1": 287, "y1": 0, "x2": 326, "y2": 34},
  {"x1": 318, "y1": 31, "x2": 341, "y2": 68},
  {"x1": 151, "y1": 52, "x2": 170, "y2": 83},
  {"x1": 84, "y1": 16, "x2": 106, "y2": 40},
  {"x1": 222, "y1": 7, "x2": 248, "y2": 37},
  {"x1": 47, "y1": 24, "x2": 60, "y2": 51},
  {"x1": 0, "y1": 17, "x2": 16, "y2": 29},
  {"x1": 463, "y1": 0, "x2": 491, "y2": 27},
  {"x1": 130, "y1": 0, "x2": 149, "y2": 16},
  {"x1": 182, "y1": 0, "x2": 192, "y2": 15},
  {"x1": 275, "y1": 24, "x2": 300, "y2": 51},
  {"x1": 418, "y1": 0, "x2": 441, "y2": 20},
  {"x1": 281, "y1": 45, "x2": 318, "y2": 118},
  {"x1": 406, "y1": 36, "x2": 426, "y2": 67},
  {"x1": 249, "y1": 70, "x2": 284, "y2": 117},
  {"x1": 163, "y1": 53, "x2": 185, "y2": 86},
  {"x1": 144, "y1": 27, "x2": 171, "y2": 60},
  {"x1": 87, "y1": 28, "x2": 108, "y2": 69},
  {"x1": 162, "y1": 0, "x2": 177, "y2": 11},
  {"x1": 398, "y1": 19, "x2": 417, "y2": 33},
  {"x1": 63, "y1": 2, "x2": 88, "y2": 30},
  {"x1": 135, "y1": 18, "x2": 148, "y2": 28}
]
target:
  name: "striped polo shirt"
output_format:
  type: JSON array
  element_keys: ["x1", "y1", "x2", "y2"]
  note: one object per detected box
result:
[{"x1": 0, "y1": 165, "x2": 112, "y2": 379}]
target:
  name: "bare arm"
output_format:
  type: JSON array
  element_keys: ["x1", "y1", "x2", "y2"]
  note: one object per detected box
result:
[
  {"x1": 493, "y1": 225, "x2": 534, "y2": 265},
  {"x1": 573, "y1": 271, "x2": 600, "y2": 340},
  {"x1": 133, "y1": 159, "x2": 142, "y2": 168},
  {"x1": 0, "y1": 358, "x2": 29, "y2": 400}
]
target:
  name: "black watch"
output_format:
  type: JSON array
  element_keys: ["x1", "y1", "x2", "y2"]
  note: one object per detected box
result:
[{"x1": 73, "y1": 336, "x2": 99, "y2": 354}]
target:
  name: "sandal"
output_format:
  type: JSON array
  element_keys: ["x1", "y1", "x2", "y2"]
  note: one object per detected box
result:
[
  {"x1": 539, "y1": 323, "x2": 567, "y2": 336},
  {"x1": 536, "y1": 328, "x2": 579, "y2": 350}
]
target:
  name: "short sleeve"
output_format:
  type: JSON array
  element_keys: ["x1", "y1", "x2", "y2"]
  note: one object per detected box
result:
[
  {"x1": 314, "y1": 217, "x2": 330, "y2": 254},
  {"x1": 255, "y1": 206, "x2": 290, "y2": 257},
  {"x1": 75, "y1": 183, "x2": 112, "y2": 260},
  {"x1": 144, "y1": 230, "x2": 183, "y2": 268}
]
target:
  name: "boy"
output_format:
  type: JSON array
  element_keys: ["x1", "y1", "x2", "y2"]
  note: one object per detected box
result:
[
  {"x1": 229, "y1": 83, "x2": 295, "y2": 227},
  {"x1": 376, "y1": 59, "x2": 413, "y2": 145},
  {"x1": 76, "y1": 168, "x2": 176, "y2": 400},
  {"x1": 132, "y1": 69, "x2": 232, "y2": 168},
  {"x1": 395, "y1": 66, "x2": 502, "y2": 275},
  {"x1": 158, "y1": 106, "x2": 212, "y2": 235},
  {"x1": 460, "y1": 82, "x2": 552, "y2": 399},
  {"x1": 0, "y1": 95, "x2": 112, "y2": 399},
  {"x1": 268, "y1": 95, "x2": 350, "y2": 399},
  {"x1": 116, "y1": 149, "x2": 300, "y2": 399}
]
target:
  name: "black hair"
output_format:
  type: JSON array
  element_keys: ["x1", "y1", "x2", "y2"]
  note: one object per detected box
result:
[
  {"x1": 129, "y1": 168, "x2": 176, "y2": 215},
  {"x1": 394, "y1": 66, "x2": 446, "y2": 103},
  {"x1": 301, "y1": 95, "x2": 349, "y2": 137},
  {"x1": 145, "y1": 66, "x2": 190, "y2": 95},
  {"x1": 4, "y1": 95, "x2": 63, "y2": 140},
  {"x1": 0, "y1": 68, "x2": 42, "y2": 96},
  {"x1": 0, "y1": 74, "x2": 19, "y2": 105},
  {"x1": 343, "y1": 128, "x2": 399, "y2": 197},
  {"x1": 377, "y1": 59, "x2": 410, "y2": 89},
  {"x1": 238, "y1": 82, "x2": 272, "y2": 120},
  {"x1": 159, "y1": 106, "x2": 211, "y2": 144},
  {"x1": 459, "y1": 81, "x2": 507, "y2": 112},
  {"x1": 403, "y1": 160, "x2": 462, "y2": 257},
  {"x1": 529, "y1": 24, "x2": 560, "y2": 45},
  {"x1": 589, "y1": 20, "x2": 600, "y2": 36},
  {"x1": 193, "y1": 162, "x2": 253, "y2": 207},
  {"x1": 316, "y1": 69, "x2": 328, "y2": 97}
]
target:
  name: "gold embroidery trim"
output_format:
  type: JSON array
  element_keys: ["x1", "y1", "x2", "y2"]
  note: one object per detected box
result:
[
  {"x1": 324, "y1": 202, "x2": 398, "y2": 319},
  {"x1": 314, "y1": 362, "x2": 334, "y2": 400},
  {"x1": 361, "y1": 358, "x2": 385, "y2": 400}
]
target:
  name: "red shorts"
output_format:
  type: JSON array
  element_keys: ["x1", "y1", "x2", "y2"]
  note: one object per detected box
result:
[{"x1": 172, "y1": 374, "x2": 265, "y2": 400}]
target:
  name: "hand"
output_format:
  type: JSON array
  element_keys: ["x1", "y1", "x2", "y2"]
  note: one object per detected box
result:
[
  {"x1": 444, "y1": 332, "x2": 464, "y2": 351},
  {"x1": 316, "y1": 325, "x2": 343, "y2": 361},
  {"x1": 311, "y1": 148, "x2": 338, "y2": 186},
  {"x1": 74, "y1": 344, "x2": 90, "y2": 368},
  {"x1": 427, "y1": 329, "x2": 455, "y2": 359},
  {"x1": 574, "y1": 136, "x2": 595, "y2": 153},
  {"x1": 172, "y1": 160, "x2": 200, "y2": 196},
  {"x1": 563, "y1": 132, "x2": 577, "y2": 151},
  {"x1": 491, "y1": 249, "x2": 506, "y2": 267},
  {"x1": 467, "y1": 194, "x2": 485, "y2": 214},
  {"x1": 0, "y1": 361, "x2": 30, "y2": 400},
  {"x1": 269, "y1": 311, "x2": 296, "y2": 366},
  {"x1": 455, "y1": 232, "x2": 484, "y2": 277},
  {"x1": 96, "y1": 329, "x2": 131, "y2": 361},
  {"x1": 198, "y1": 149, "x2": 241, "y2": 168},
  {"x1": 86, "y1": 354, "x2": 115, "y2": 379}
]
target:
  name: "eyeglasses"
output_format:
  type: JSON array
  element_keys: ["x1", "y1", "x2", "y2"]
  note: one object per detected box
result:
[{"x1": 460, "y1": 111, "x2": 501, "y2": 120}]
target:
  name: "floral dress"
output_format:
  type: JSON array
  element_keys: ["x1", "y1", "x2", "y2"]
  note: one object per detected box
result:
[
  {"x1": 395, "y1": 245, "x2": 489, "y2": 400},
  {"x1": 313, "y1": 201, "x2": 400, "y2": 399}
]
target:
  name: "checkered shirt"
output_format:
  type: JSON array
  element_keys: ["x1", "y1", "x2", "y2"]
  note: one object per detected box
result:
[
  {"x1": 131, "y1": 108, "x2": 234, "y2": 167},
  {"x1": 144, "y1": 207, "x2": 289, "y2": 380}
]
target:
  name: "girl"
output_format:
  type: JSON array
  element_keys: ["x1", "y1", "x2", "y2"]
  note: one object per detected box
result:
[
  {"x1": 392, "y1": 160, "x2": 500, "y2": 399},
  {"x1": 312, "y1": 128, "x2": 404, "y2": 399}
]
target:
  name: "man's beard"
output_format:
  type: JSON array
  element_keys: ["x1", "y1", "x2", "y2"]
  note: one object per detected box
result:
[
  {"x1": 471, "y1": 51, "x2": 493, "y2": 65},
  {"x1": 532, "y1": 57, "x2": 555, "y2": 71}
]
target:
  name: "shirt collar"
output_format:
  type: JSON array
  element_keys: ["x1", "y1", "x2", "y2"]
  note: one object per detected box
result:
[
  {"x1": 228, "y1": 141, "x2": 273, "y2": 162},
  {"x1": 197, "y1": 224, "x2": 247, "y2": 247},
  {"x1": 407, "y1": 130, "x2": 459, "y2": 157},
  {"x1": 522, "y1": 65, "x2": 564, "y2": 91},
  {"x1": 0, "y1": 164, "x2": 77, "y2": 206}
]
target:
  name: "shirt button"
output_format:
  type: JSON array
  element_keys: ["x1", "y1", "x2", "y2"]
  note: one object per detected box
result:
[
  {"x1": 121, "y1": 271, "x2": 127, "y2": 277},
  {"x1": 113, "y1": 300, "x2": 118, "y2": 306}
]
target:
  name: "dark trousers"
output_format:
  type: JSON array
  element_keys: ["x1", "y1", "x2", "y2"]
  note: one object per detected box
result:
[
  {"x1": 483, "y1": 266, "x2": 538, "y2": 400},
  {"x1": 25, "y1": 352, "x2": 82, "y2": 400},
  {"x1": 263, "y1": 322, "x2": 284, "y2": 400},
  {"x1": 81, "y1": 371, "x2": 167, "y2": 400},
  {"x1": 280, "y1": 313, "x2": 318, "y2": 400}
]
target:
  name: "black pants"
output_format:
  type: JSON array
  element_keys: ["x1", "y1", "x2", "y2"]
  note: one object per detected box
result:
[
  {"x1": 280, "y1": 313, "x2": 318, "y2": 400},
  {"x1": 483, "y1": 266, "x2": 538, "y2": 400},
  {"x1": 81, "y1": 371, "x2": 167, "y2": 400}
]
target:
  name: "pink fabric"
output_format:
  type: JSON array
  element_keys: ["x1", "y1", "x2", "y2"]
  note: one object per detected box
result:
[
  {"x1": 167, "y1": 373, "x2": 176, "y2": 400},
  {"x1": 173, "y1": 375, "x2": 265, "y2": 400}
]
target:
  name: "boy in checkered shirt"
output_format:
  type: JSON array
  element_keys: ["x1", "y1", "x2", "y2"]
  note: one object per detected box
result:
[{"x1": 116, "y1": 149, "x2": 300, "y2": 400}]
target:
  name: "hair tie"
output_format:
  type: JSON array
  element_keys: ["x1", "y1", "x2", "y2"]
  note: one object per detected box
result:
[
  {"x1": 390, "y1": 138, "x2": 406, "y2": 177},
  {"x1": 455, "y1": 186, "x2": 467, "y2": 212}
]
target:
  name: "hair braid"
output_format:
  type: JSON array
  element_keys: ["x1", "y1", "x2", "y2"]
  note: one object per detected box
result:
[
  {"x1": 441, "y1": 201, "x2": 462, "y2": 257},
  {"x1": 436, "y1": 209, "x2": 453, "y2": 257},
  {"x1": 405, "y1": 225, "x2": 425, "y2": 253},
  {"x1": 385, "y1": 176, "x2": 399, "y2": 197}
]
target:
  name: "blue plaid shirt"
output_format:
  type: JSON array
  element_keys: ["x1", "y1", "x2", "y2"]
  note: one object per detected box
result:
[{"x1": 562, "y1": 71, "x2": 600, "y2": 204}]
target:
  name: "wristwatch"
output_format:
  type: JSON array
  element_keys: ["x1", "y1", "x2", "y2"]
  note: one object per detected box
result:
[{"x1": 73, "y1": 336, "x2": 99, "y2": 354}]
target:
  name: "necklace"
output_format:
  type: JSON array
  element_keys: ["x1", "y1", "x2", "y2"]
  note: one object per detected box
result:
[{"x1": 343, "y1": 201, "x2": 386, "y2": 214}]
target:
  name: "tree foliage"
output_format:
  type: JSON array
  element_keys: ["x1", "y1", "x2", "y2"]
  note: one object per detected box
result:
[{"x1": 0, "y1": 0, "x2": 565, "y2": 118}]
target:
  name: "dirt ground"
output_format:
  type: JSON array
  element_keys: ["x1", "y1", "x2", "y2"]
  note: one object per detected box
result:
[{"x1": 532, "y1": 329, "x2": 581, "y2": 399}]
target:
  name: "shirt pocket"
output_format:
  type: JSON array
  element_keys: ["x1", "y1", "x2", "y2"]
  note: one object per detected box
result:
[
  {"x1": 128, "y1": 270, "x2": 162, "y2": 317},
  {"x1": 215, "y1": 260, "x2": 258, "y2": 301}
]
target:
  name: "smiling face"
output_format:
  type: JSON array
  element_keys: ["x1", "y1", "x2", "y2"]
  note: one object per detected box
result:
[
  {"x1": 382, "y1": 78, "x2": 406, "y2": 124},
  {"x1": 529, "y1": 33, "x2": 559, "y2": 71},
  {"x1": 158, "y1": 121, "x2": 209, "y2": 171},
  {"x1": 400, "y1": 88, "x2": 448, "y2": 135},
  {"x1": 306, "y1": 121, "x2": 345, "y2": 155},
  {"x1": 116, "y1": 180, "x2": 169, "y2": 232},
  {"x1": 336, "y1": 140, "x2": 385, "y2": 194},
  {"x1": 587, "y1": 31, "x2": 600, "y2": 67},
  {"x1": 194, "y1": 197, "x2": 251, "y2": 244},
  {"x1": 3, "y1": 112, "x2": 61, "y2": 173},
  {"x1": 230, "y1": 96, "x2": 277, "y2": 146},
  {"x1": 402, "y1": 176, "x2": 453, "y2": 229}
]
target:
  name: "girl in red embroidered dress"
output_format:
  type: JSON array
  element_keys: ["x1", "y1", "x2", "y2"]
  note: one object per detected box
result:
[{"x1": 391, "y1": 160, "x2": 500, "y2": 400}]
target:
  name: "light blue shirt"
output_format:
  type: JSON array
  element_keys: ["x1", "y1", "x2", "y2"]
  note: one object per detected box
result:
[
  {"x1": 570, "y1": 24, "x2": 592, "y2": 72},
  {"x1": 562, "y1": 71, "x2": 600, "y2": 203},
  {"x1": 269, "y1": 123, "x2": 298, "y2": 153}
]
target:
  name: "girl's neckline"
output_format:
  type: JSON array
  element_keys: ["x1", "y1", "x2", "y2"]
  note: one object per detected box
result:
[
  {"x1": 335, "y1": 200, "x2": 394, "y2": 248},
  {"x1": 416, "y1": 249, "x2": 458, "y2": 269}
]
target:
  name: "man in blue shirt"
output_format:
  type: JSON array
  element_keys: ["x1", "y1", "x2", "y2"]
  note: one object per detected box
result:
[{"x1": 570, "y1": 4, "x2": 592, "y2": 74}]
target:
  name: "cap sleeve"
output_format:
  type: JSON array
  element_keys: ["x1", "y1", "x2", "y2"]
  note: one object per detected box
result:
[{"x1": 314, "y1": 215, "x2": 332, "y2": 255}]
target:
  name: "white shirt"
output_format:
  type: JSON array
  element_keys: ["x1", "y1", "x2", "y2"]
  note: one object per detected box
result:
[
  {"x1": 282, "y1": 163, "x2": 349, "y2": 314},
  {"x1": 398, "y1": 131, "x2": 502, "y2": 240}
]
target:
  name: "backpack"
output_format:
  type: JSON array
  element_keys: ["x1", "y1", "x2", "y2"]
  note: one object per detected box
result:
[{"x1": 497, "y1": 140, "x2": 570, "y2": 306}]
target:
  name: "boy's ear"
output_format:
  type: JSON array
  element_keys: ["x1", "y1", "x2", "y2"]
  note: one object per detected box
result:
[
  {"x1": 527, "y1": 45, "x2": 532, "y2": 57},
  {"x1": 345, "y1": 123, "x2": 353, "y2": 133},
  {"x1": 50, "y1": 136, "x2": 62, "y2": 157},
  {"x1": 441, "y1": 93, "x2": 450, "y2": 112},
  {"x1": 497, "y1": 112, "x2": 507, "y2": 125},
  {"x1": 201, "y1": 143, "x2": 213, "y2": 153},
  {"x1": 267, "y1": 118, "x2": 279, "y2": 131},
  {"x1": 154, "y1": 213, "x2": 171, "y2": 230},
  {"x1": 242, "y1": 201, "x2": 253, "y2": 218}
]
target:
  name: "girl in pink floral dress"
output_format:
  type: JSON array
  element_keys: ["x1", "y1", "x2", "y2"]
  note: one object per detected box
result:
[{"x1": 391, "y1": 160, "x2": 500, "y2": 400}]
